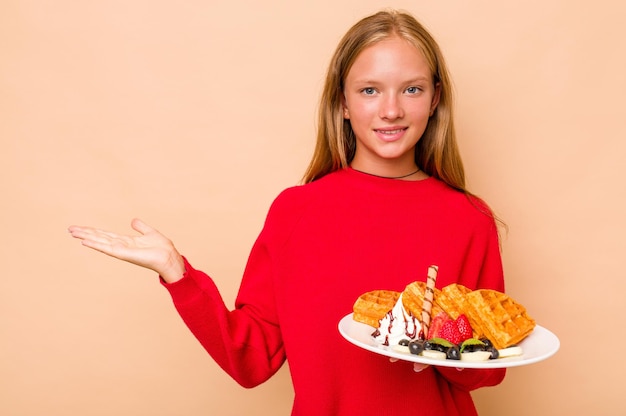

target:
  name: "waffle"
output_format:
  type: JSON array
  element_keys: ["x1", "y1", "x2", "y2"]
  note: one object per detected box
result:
[
  {"x1": 401, "y1": 281, "x2": 444, "y2": 321},
  {"x1": 435, "y1": 283, "x2": 471, "y2": 319},
  {"x1": 435, "y1": 283, "x2": 484, "y2": 338},
  {"x1": 352, "y1": 290, "x2": 400, "y2": 328},
  {"x1": 464, "y1": 289, "x2": 536, "y2": 349}
]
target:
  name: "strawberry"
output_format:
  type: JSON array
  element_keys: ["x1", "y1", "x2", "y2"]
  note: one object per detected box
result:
[
  {"x1": 455, "y1": 314, "x2": 473, "y2": 342},
  {"x1": 438, "y1": 320, "x2": 462, "y2": 345},
  {"x1": 427, "y1": 312, "x2": 450, "y2": 339}
]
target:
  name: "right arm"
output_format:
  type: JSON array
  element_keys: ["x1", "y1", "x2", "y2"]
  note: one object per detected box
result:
[
  {"x1": 68, "y1": 207, "x2": 291, "y2": 387},
  {"x1": 68, "y1": 218, "x2": 185, "y2": 283}
]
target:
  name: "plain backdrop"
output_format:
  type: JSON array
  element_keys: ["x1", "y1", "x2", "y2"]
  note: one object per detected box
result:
[{"x1": 2, "y1": 0, "x2": 625, "y2": 414}]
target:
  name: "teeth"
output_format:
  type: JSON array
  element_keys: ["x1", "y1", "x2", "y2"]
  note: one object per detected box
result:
[{"x1": 379, "y1": 129, "x2": 403, "y2": 134}]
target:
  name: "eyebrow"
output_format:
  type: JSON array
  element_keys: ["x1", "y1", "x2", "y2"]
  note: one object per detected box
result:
[{"x1": 352, "y1": 76, "x2": 431, "y2": 85}]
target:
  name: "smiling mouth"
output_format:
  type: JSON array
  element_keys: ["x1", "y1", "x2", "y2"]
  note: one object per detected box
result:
[{"x1": 375, "y1": 128, "x2": 407, "y2": 134}]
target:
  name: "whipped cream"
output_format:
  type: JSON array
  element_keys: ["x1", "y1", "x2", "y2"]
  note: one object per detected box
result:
[{"x1": 373, "y1": 294, "x2": 420, "y2": 346}]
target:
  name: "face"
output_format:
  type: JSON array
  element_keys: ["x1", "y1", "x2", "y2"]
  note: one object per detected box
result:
[{"x1": 342, "y1": 36, "x2": 440, "y2": 174}]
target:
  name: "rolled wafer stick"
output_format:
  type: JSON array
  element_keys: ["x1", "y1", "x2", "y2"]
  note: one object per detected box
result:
[{"x1": 420, "y1": 265, "x2": 438, "y2": 339}]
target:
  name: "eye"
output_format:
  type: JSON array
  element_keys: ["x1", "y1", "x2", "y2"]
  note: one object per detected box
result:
[
  {"x1": 405, "y1": 86, "x2": 422, "y2": 94},
  {"x1": 361, "y1": 87, "x2": 377, "y2": 95}
]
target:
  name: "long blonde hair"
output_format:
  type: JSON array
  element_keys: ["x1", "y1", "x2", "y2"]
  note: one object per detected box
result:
[{"x1": 302, "y1": 9, "x2": 465, "y2": 192}]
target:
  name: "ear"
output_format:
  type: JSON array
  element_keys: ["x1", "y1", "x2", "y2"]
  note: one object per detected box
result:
[
  {"x1": 430, "y1": 82, "x2": 441, "y2": 116},
  {"x1": 341, "y1": 94, "x2": 350, "y2": 119}
]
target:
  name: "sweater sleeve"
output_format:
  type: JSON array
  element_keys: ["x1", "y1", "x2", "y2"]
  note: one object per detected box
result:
[
  {"x1": 161, "y1": 254, "x2": 285, "y2": 388},
  {"x1": 160, "y1": 190, "x2": 300, "y2": 388},
  {"x1": 435, "y1": 365, "x2": 505, "y2": 392}
]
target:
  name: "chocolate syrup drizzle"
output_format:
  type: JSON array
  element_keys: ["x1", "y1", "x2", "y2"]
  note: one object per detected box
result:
[{"x1": 372, "y1": 311, "x2": 419, "y2": 346}]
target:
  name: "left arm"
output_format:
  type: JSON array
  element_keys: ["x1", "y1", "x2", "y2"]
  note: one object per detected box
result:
[{"x1": 435, "y1": 207, "x2": 507, "y2": 389}]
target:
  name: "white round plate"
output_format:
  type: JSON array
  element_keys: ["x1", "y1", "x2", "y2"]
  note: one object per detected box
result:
[{"x1": 338, "y1": 313, "x2": 560, "y2": 369}]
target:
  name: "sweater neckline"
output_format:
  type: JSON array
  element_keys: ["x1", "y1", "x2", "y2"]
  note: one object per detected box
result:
[{"x1": 340, "y1": 167, "x2": 437, "y2": 194}]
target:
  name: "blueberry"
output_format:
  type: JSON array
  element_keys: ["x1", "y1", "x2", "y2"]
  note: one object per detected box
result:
[
  {"x1": 408, "y1": 340, "x2": 425, "y2": 355},
  {"x1": 480, "y1": 338, "x2": 494, "y2": 349},
  {"x1": 398, "y1": 339, "x2": 410, "y2": 346},
  {"x1": 446, "y1": 345, "x2": 461, "y2": 360},
  {"x1": 425, "y1": 341, "x2": 447, "y2": 353},
  {"x1": 487, "y1": 347, "x2": 499, "y2": 360},
  {"x1": 466, "y1": 343, "x2": 486, "y2": 352}
]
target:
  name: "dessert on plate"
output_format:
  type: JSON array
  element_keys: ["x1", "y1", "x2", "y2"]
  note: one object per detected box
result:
[{"x1": 352, "y1": 266, "x2": 536, "y2": 361}]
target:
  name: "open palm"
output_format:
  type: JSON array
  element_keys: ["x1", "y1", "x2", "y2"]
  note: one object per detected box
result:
[{"x1": 68, "y1": 218, "x2": 185, "y2": 282}]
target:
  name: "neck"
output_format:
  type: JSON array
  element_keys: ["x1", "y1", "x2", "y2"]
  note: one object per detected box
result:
[{"x1": 350, "y1": 166, "x2": 421, "y2": 180}]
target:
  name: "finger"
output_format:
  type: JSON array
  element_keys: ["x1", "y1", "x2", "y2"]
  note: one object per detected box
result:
[
  {"x1": 80, "y1": 237, "x2": 113, "y2": 252},
  {"x1": 94, "y1": 228, "x2": 131, "y2": 240},
  {"x1": 68, "y1": 226, "x2": 128, "y2": 253},
  {"x1": 389, "y1": 358, "x2": 399, "y2": 363},
  {"x1": 69, "y1": 227, "x2": 121, "y2": 244},
  {"x1": 69, "y1": 225, "x2": 111, "y2": 238},
  {"x1": 80, "y1": 233, "x2": 141, "y2": 261},
  {"x1": 68, "y1": 226, "x2": 101, "y2": 241},
  {"x1": 86, "y1": 231, "x2": 128, "y2": 247},
  {"x1": 68, "y1": 225, "x2": 99, "y2": 235},
  {"x1": 131, "y1": 218, "x2": 154, "y2": 235},
  {"x1": 413, "y1": 363, "x2": 430, "y2": 372},
  {"x1": 456, "y1": 367, "x2": 464, "y2": 372}
]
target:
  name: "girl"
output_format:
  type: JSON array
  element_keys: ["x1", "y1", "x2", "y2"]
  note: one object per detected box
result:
[{"x1": 69, "y1": 9, "x2": 506, "y2": 415}]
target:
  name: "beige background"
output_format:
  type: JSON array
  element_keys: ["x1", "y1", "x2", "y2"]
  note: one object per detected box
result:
[{"x1": 2, "y1": 0, "x2": 624, "y2": 414}]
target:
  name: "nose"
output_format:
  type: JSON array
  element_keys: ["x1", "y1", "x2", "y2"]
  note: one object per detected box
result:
[{"x1": 379, "y1": 94, "x2": 404, "y2": 120}]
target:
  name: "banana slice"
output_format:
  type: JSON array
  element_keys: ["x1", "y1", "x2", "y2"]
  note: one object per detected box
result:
[
  {"x1": 392, "y1": 345, "x2": 410, "y2": 354},
  {"x1": 460, "y1": 351, "x2": 492, "y2": 362},
  {"x1": 421, "y1": 350, "x2": 446, "y2": 360},
  {"x1": 498, "y1": 346, "x2": 523, "y2": 358}
]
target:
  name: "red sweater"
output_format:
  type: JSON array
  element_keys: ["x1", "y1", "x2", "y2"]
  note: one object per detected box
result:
[{"x1": 163, "y1": 168, "x2": 506, "y2": 415}]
